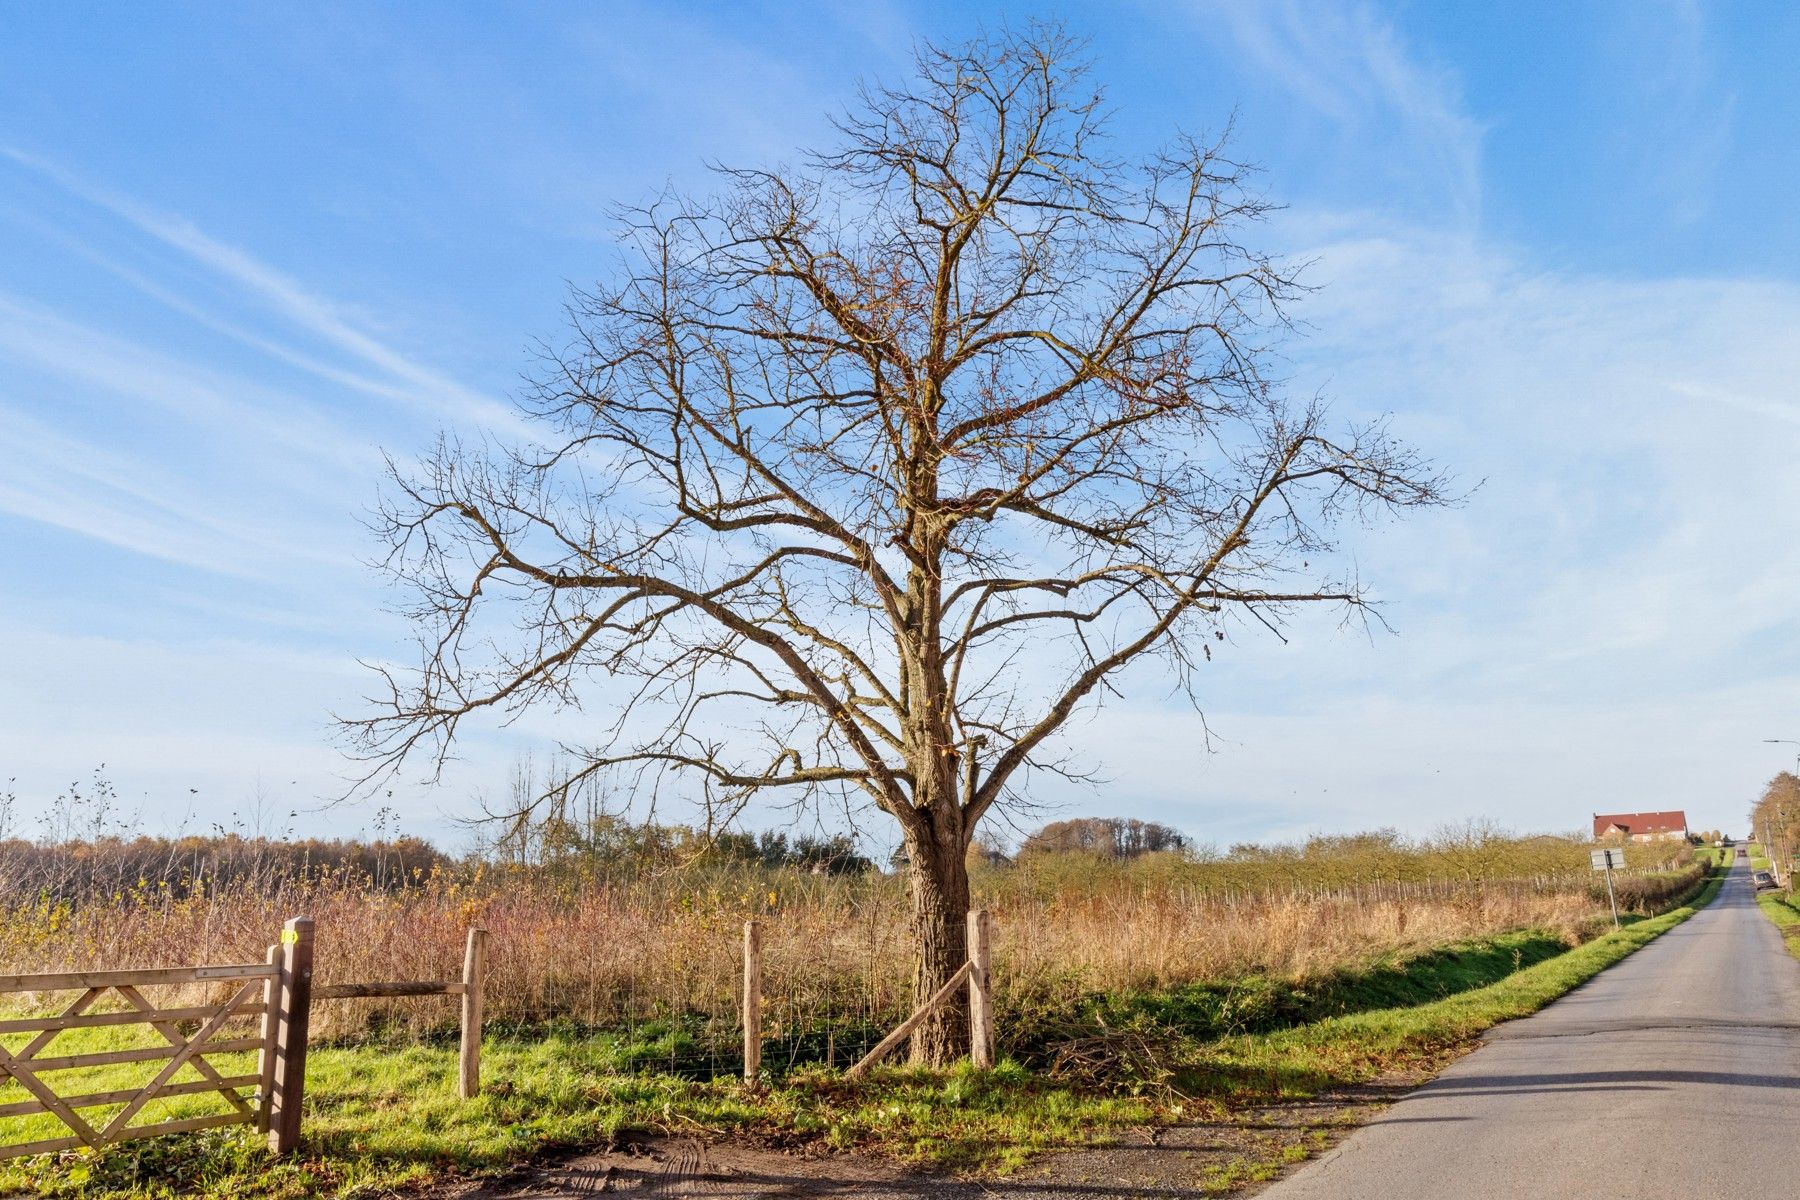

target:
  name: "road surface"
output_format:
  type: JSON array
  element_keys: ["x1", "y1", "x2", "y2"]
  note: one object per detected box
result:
[{"x1": 1261, "y1": 857, "x2": 1800, "y2": 1198}]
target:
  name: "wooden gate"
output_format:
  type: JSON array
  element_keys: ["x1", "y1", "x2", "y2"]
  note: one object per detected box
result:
[
  {"x1": 0, "y1": 915, "x2": 484, "y2": 1162},
  {"x1": 0, "y1": 961, "x2": 277, "y2": 1159}
]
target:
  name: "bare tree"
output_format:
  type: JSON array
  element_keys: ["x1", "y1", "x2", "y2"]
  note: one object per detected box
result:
[
  {"x1": 1751, "y1": 772, "x2": 1800, "y2": 885},
  {"x1": 348, "y1": 25, "x2": 1445, "y2": 1063}
]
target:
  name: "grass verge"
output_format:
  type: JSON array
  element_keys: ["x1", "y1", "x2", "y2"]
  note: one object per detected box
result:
[
  {"x1": 1755, "y1": 888, "x2": 1800, "y2": 960},
  {"x1": 5, "y1": 868, "x2": 1724, "y2": 1199}
]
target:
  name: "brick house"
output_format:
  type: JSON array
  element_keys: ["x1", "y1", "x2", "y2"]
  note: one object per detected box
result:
[{"x1": 1592, "y1": 811, "x2": 1689, "y2": 842}]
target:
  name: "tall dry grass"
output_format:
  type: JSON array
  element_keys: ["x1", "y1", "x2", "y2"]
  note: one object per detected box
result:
[{"x1": 0, "y1": 831, "x2": 1703, "y2": 1058}]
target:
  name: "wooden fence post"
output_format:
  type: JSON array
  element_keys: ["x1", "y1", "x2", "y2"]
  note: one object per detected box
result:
[
  {"x1": 266, "y1": 916, "x2": 314, "y2": 1155},
  {"x1": 256, "y1": 943, "x2": 279, "y2": 1133},
  {"x1": 742, "y1": 918, "x2": 762, "y2": 1084},
  {"x1": 458, "y1": 926, "x2": 488, "y2": 1100},
  {"x1": 967, "y1": 909, "x2": 994, "y2": 1069}
]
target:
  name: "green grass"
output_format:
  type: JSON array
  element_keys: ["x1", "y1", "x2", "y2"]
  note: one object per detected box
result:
[
  {"x1": 4, "y1": 1038, "x2": 1152, "y2": 1197},
  {"x1": 1076, "y1": 928, "x2": 1578, "y2": 1045},
  {"x1": 0, "y1": 1029, "x2": 261, "y2": 1151},
  {"x1": 1755, "y1": 888, "x2": 1800, "y2": 961},
  {"x1": 5, "y1": 867, "x2": 1725, "y2": 1198}
]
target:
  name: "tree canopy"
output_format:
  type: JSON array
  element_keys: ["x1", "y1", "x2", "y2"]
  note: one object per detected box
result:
[{"x1": 349, "y1": 24, "x2": 1445, "y2": 1061}]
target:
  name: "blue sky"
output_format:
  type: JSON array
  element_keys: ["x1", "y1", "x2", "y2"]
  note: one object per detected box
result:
[{"x1": 2, "y1": 1, "x2": 1797, "y2": 848}]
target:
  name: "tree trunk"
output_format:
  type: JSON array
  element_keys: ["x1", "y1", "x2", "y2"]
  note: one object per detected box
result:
[{"x1": 904, "y1": 829, "x2": 972, "y2": 1065}]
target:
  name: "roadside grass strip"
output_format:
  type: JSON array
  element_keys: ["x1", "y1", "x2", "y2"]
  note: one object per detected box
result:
[
  {"x1": 1754, "y1": 890, "x2": 1800, "y2": 960},
  {"x1": 4, "y1": 868, "x2": 1723, "y2": 1198},
  {"x1": 1194, "y1": 866, "x2": 1725, "y2": 1101},
  {"x1": 1696, "y1": 845, "x2": 1732, "y2": 869}
]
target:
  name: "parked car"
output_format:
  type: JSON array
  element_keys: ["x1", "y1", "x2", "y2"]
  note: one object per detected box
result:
[{"x1": 1753, "y1": 870, "x2": 1778, "y2": 891}]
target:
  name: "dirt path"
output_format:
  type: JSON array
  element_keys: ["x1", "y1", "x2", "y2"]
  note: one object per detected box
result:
[{"x1": 441, "y1": 1081, "x2": 1423, "y2": 1199}]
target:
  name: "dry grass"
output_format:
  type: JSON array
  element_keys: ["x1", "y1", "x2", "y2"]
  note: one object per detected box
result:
[
  {"x1": 0, "y1": 832, "x2": 1701, "y2": 1056},
  {"x1": 1001, "y1": 885, "x2": 1594, "y2": 990}
]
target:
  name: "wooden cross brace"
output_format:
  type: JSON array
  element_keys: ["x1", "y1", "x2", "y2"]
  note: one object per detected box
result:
[
  {"x1": 0, "y1": 981, "x2": 260, "y2": 1149},
  {"x1": 0, "y1": 988, "x2": 104, "y2": 1146}
]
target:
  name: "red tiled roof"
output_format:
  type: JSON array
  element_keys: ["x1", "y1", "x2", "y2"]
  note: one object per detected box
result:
[{"x1": 1592, "y1": 810, "x2": 1688, "y2": 838}]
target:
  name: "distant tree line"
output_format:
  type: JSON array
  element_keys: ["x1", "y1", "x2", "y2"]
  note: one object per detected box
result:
[
  {"x1": 476, "y1": 810, "x2": 875, "y2": 876},
  {"x1": 1016, "y1": 817, "x2": 1190, "y2": 860},
  {"x1": 710, "y1": 830, "x2": 873, "y2": 875},
  {"x1": 0, "y1": 833, "x2": 452, "y2": 901}
]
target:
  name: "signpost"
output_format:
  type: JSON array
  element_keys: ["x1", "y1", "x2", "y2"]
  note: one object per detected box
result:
[{"x1": 1591, "y1": 847, "x2": 1625, "y2": 928}]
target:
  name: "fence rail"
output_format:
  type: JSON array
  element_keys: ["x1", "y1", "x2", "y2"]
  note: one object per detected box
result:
[
  {"x1": 0, "y1": 964, "x2": 275, "y2": 992},
  {"x1": 313, "y1": 981, "x2": 467, "y2": 999}
]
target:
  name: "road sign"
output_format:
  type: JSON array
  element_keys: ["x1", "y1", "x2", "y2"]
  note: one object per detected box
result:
[{"x1": 1591, "y1": 848, "x2": 1624, "y2": 928}]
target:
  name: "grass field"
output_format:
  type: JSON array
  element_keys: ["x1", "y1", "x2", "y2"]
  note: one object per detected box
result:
[{"x1": 2, "y1": 857, "x2": 1720, "y2": 1198}]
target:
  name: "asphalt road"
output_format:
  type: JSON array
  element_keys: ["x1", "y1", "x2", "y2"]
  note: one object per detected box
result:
[{"x1": 1261, "y1": 857, "x2": 1800, "y2": 1199}]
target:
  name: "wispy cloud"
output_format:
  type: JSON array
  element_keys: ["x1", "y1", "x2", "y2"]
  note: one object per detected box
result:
[
  {"x1": 1, "y1": 147, "x2": 513, "y2": 429},
  {"x1": 0, "y1": 289, "x2": 385, "y2": 476},
  {"x1": 13, "y1": 210, "x2": 485, "y2": 417},
  {"x1": 0, "y1": 148, "x2": 530, "y2": 831},
  {"x1": 1614, "y1": 0, "x2": 1734, "y2": 227},
  {"x1": 0, "y1": 404, "x2": 353, "y2": 578},
  {"x1": 1195, "y1": 0, "x2": 1485, "y2": 224}
]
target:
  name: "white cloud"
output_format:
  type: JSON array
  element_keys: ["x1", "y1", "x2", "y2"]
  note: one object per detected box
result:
[
  {"x1": 0, "y1": 292, "x2": 396, "y2": 578},
  {"x1": 21, "y1": 217, "x2": 485, "y2": 416},
  {"x1": 0, "y1": 290, "x2": 383, "y2": 474},
  {"x1": 1610, "y1": 0, "x2": 1735, "y2": 227}
]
